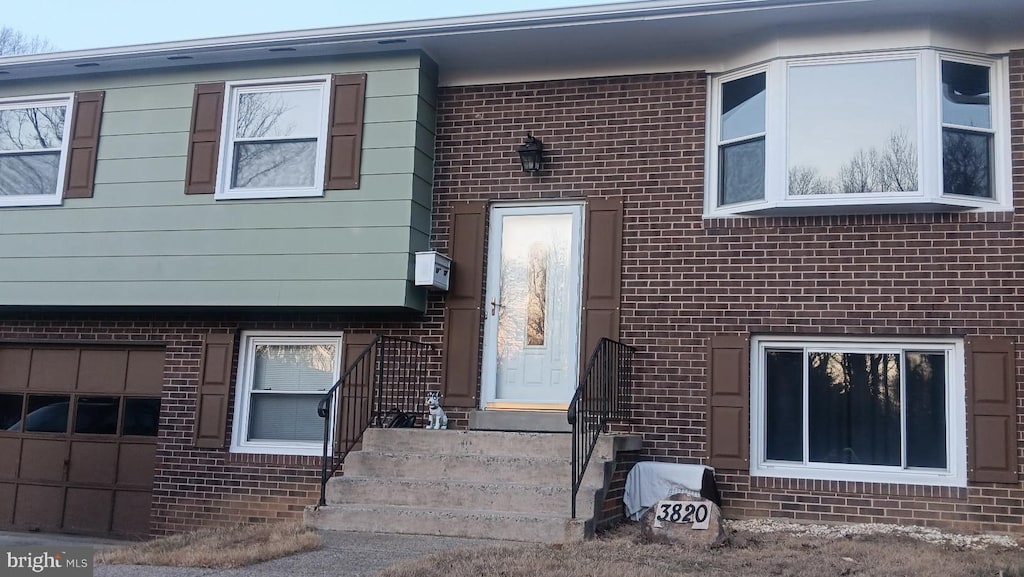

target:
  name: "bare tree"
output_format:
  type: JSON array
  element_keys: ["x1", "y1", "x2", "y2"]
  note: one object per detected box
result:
[
  {"x1": 0, "y1": 27, "x2": 53, "y2": 56},
  {"x1": 231, "y1": 92, "x2": 314, "y2": 188},
  {"x1": 790, "y1": 128, "x2": 919, "y2": 195},
  {"x1": 788, "y1": 165, "x2": 832, "y2": 195},
  {"x1": 942, "y1": 131, "x2": 990, "y2": 197},
  {"x1": 836, "y1": 150, "x2": 875, "y2": 194},
  {"x1": 872, "y1": 129, "x2": 918, "y2": 192}
]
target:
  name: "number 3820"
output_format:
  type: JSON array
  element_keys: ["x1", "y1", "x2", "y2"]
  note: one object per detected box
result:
[{"x1": 655, "y1": 501, "x2": 710, "y2": 526}]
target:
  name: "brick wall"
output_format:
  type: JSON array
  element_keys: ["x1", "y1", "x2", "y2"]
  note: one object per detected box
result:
[{"x1": 430, "y1": 51, "x2": 1024, "y2": 534}]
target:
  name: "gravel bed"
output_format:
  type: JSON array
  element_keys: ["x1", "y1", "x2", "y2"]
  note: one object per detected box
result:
[{"x1": 727, "y1": 518, "x2": 1020, "y2": 550}]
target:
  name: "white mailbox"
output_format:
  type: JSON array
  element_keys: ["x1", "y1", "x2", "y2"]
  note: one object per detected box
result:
[{"x1": 414, "y1": 251, "x2": 452, "y2": 291}]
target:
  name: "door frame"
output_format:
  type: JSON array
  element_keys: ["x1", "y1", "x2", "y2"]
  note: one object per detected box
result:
[{"x1": 479, "y1": 201, "x2": 585, "y2": 410}]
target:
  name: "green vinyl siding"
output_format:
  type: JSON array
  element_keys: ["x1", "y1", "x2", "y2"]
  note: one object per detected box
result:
[
  {"x1": 0, "y1": 52, "x2": 438, "y2": 310},
  {"x1": 97, "y1": 133, "x2": 190, "y2": 160},
  {"x1": 100, "y1": 108, "x2": 192, "y2": 136},
  {"x1": 95, "y1": 157, "x2": 187, "y2": 184}
]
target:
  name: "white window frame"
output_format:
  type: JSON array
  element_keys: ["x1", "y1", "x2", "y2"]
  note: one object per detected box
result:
[
  {"x1": 705, "y1": 50, "x2": 1011, "y2": 217},
  {"x1": 0, "y1": 93, "x2": 74, "y2": 207},
  {"x1": 216, "y1": 76, "x2": 331, "y2": 200},
  {"x1": 230, "y1": 331, "x2": 343, "y2": 456},
  {"x1": 750, "y1": 336, "x2": 967, "y2": 487}
]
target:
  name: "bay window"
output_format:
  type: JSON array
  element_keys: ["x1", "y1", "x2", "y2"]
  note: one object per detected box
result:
[{"x1": 708, "y1": 50, "x2": 1009, "y2": 215}]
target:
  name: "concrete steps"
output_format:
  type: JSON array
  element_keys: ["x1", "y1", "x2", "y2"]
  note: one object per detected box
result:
[
  {"x1": 344, "y1": 451, "x2": 604, "y2": 488},
  {"x1": 310, "y1": 504, "x2": 583, "y2": 543},
  {"x1": 305, "y1": 427, "x2": 641, "y2": 544}
]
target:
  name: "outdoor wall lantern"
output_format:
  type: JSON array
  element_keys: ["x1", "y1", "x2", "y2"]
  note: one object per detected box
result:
[{"x1": 516, "y1": 134, "x2": 544, "y2": 173}]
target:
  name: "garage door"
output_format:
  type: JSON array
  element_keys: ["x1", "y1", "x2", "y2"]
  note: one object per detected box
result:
[{"x1": 0, "y1": 345, "x2": 164, "y2": 537}]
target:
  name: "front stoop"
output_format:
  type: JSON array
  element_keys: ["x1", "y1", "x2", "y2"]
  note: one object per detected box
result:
[{"x1": 304, "y1": 428, "x2": 642, "y2": 544}]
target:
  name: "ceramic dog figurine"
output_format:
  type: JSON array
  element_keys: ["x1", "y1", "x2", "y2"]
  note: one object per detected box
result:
[{"x1": 426, "y1": 392, "x2": 448, "y2": 430}]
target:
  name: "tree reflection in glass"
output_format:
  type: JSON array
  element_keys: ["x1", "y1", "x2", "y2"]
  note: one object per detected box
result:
[
  {"x1": 526, "y1": 243, "x2": 549, "y2": 346},
  {"x1": 808, "y1": 352, "x2": 901, "y2": 466},
  {"x1": 0, "y1": 105, "x2": 65, "y2": 196},
  {"x1": 788, "y1": 59, "x2": 918, "y2": 195},
  {"x1": 231, "y1": 88, "x2": 320, "y2": 189}
]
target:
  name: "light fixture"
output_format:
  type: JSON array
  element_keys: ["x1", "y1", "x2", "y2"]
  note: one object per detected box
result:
[{"x1": 516, "y1": 134, "x2": 544, "y2": 173}]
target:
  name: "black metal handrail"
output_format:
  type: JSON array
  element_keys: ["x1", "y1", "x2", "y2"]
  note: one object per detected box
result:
[
  {"x1": 317, "y1": 335, "x2": 435, "y2": 506},
  {"x1": 567, "y1": 337, "x2": 636, "y2": 518}
]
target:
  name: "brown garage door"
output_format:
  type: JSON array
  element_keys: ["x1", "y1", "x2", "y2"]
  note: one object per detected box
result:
[{"x1": 0, "y1": 345, "x2": 164, "y2": 537}]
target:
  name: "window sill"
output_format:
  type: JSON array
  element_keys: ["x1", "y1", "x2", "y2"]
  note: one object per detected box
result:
[
  {"x1": 708, "y1": 195, "x2": 1008, "y2": 218},
  {"x1": 230, "y1": 441, "x2": 326, "y2": 457},
  {"x1": 0, "y1": 195, "x2": 63, "y2": 208},
  {"x1": 752, "y1": 463, "x2": 966, "y2": 488},
  {"x1": 214, "y1": 188, "x2": 325, "y2": 201}
]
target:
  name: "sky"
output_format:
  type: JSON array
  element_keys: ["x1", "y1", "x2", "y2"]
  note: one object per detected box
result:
[{"x1": 4, "y1": 0, "x2": 630, "y2": 53}]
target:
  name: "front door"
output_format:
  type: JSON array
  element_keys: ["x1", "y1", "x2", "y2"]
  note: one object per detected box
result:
[{"x1": 481, "y1": 204, "x2": 584, "y2": 409}]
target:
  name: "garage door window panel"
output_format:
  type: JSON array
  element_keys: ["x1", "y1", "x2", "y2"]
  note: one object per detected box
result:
[
  {"x1": 74, "y1": 396, "x2": 119, "y2": 435},
  {"x1": 123, "y1": 398, "x2": 160, "y2": 437},
  {"x1": 0, "y1": 394, "x2": 23, "y2": 431},
  {"x1": 24, "y1": 395, "x2": 70, "y2": 433}
]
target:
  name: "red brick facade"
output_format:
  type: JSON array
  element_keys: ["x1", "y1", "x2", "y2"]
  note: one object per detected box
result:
[
  {"x1": 429, "y1": 54, "x2": 1024, "y2": 534},
  {"x1": 1, "y1": 51, "x2": 1021, "y2": 536}
]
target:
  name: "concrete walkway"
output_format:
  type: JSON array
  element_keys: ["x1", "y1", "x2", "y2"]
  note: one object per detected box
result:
[{"x1": 0, "y1": 530, "x2": 518, "y2": 577}]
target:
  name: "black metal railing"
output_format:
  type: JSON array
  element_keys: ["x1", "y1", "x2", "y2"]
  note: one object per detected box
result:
[
  {"x1": 567, "y1": 337, "x2": 636, "y2": 518},
  {"x1": 317, "y1": 335, "x2": 434, "y2": 506}
]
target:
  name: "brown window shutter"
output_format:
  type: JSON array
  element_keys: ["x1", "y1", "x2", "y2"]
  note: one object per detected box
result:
[
  {"x1": 442, "y1": 200, "x2": 487, "y2": 407},
  {"x1": 580, "y1": 197, "x2": 623, "y2": 363},
  {"x1": 707, "y1": 335, "x2": 750, "y2": 470},
  {"x1": 185, "y1": 82, "x2": 225, "y2": 194},
  {"x1": 193, "y1": 332, "x2": 235, "y2": 448},
  {"x1": 63, "y1": 91, "x2": 105, "y2": 199},
  {"x1": 336, "y1": 333, "x2": 377, "y2": 451},
  {"x1": 967, "y1": 336, "x2": 1018, "y2": 483},
  {"x1": 324, "y1": 73, "x2": 367, "y2": 191}
]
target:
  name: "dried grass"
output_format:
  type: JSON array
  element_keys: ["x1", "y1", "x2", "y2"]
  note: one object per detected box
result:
[
  {"x1": 95, "y1": 521, "x2": 320, "y2": 568},
  {"x1": 377, "y1": 524, "x2": 1024, "y2": 577}
]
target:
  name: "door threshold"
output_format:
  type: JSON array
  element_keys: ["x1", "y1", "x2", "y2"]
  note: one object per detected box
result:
[
  {"x1": 470, "y1": 409, "x2": 571, "y2": 433},
  {"x1": 484, "y1": 402, "x2": 568, "y2": 412}
]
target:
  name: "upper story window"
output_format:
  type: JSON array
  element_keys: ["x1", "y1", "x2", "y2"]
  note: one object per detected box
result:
[
  {"x1": 707, "y1": 51, "x2": 1009, "y2": 216},
  {"x1": 0, "y1": 94, "x2": 73, "y2": 207},
  {"x1": 216, "y1": 77, "x2": 331, "y2": 200}
]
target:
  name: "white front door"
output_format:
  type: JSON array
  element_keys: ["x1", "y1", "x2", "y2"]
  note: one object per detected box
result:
[{"x1": 481, "y1": 204, "x2": 584, "y2": 408}]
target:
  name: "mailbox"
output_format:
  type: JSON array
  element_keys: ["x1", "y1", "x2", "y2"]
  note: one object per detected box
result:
[{"x1": 414, "y1": 251, "x2": 452, "y2": 291}]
